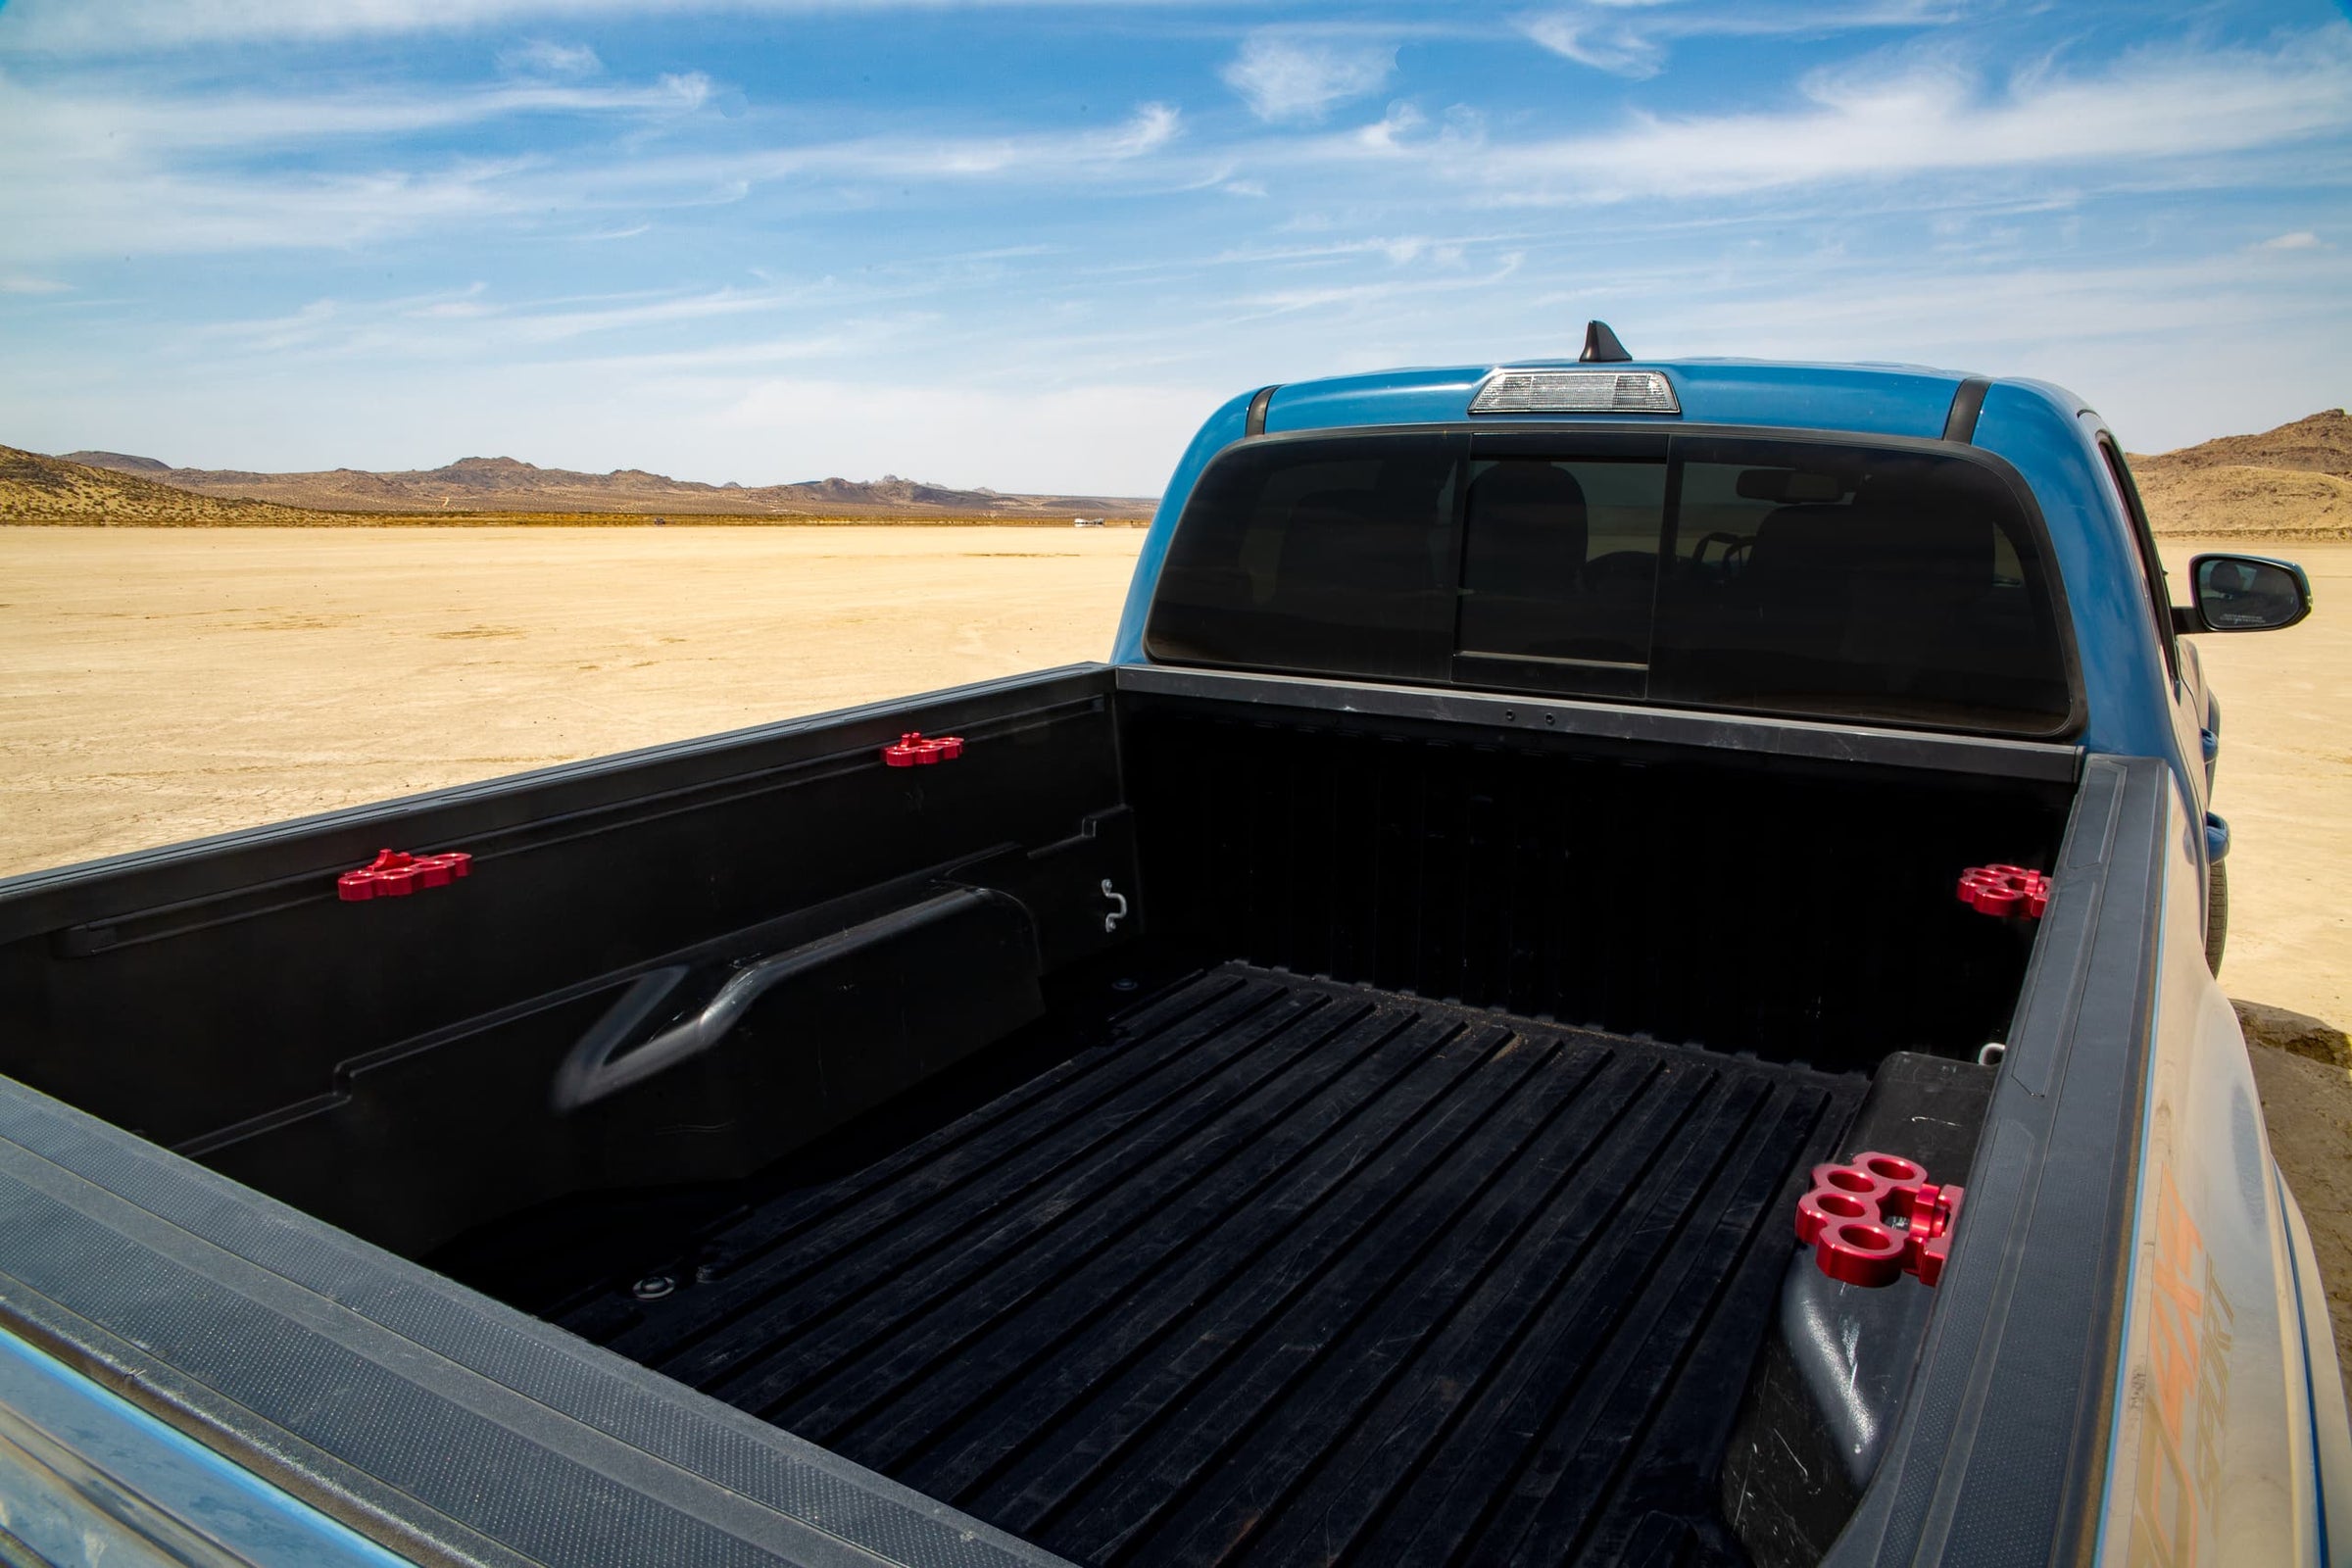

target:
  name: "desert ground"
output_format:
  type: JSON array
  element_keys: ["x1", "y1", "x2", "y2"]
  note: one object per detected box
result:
[
  {"x1": 2162, "y1": 539, "x2": 2352, "y2": 1030},
  {"x1": 2, "y1": 523, "x2": 2348, "y2": 1368},
  {"x1": 0, "y1": 525, "x2": 1148, "y2": 868}
]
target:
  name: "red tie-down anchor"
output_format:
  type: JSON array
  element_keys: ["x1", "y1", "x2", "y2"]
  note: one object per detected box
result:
[
  {"x1": 1957, "y1": 863, "x2": 2050, "y2": 919},
  {"x1": 882, "y1": 731, "x2": 964, "y2": 767},
  {"x1": 337, "y1": 848, "x2": 472, "y2": 902},
  {"x1": 1794, "y1": 1152, "x2": 1966, "y2": 1288}
]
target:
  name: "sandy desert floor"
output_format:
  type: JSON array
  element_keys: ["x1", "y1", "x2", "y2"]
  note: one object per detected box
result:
[
  {"x1": 2161, "y1": 540, "x2": 2352, "y2": 1029},
  {"x1": 3, "y1": 524, "x2": 2348, "y2": 1367},
  {"x1": 0, "y1": 525, "x2": 1149, "y2": 871}
]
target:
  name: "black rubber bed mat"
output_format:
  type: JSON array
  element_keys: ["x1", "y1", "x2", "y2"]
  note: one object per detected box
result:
[{"x1": 564, "y1": 963, "x2": 1864, "y2": 1567}]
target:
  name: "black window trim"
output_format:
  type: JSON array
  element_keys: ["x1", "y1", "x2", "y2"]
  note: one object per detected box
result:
[
  {"x1": 1143, "y1": 419, "x2": 2089, "y2": 743},
  {"x1": 2092, "y1": 432, "x2": 2180, "y2": 682}
]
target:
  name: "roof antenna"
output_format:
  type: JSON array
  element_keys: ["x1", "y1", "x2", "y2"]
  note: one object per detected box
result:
[{"x1": 1580, "y1": 320, "x2": 1632, "y2": 364}]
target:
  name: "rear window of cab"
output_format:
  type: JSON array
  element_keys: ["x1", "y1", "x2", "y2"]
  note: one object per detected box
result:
[{"x1": 1143, "y1": 428, "x2": 2078, "y2": 738}]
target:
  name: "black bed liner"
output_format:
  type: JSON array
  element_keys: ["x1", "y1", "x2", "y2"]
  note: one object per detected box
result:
[{"x1": 567, "y1": 964, "x2": 1865, "y2": 1567}]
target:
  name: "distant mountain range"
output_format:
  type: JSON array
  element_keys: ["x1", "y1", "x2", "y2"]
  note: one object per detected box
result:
[
  {"x1": 12, "y1": 412, "x2": 2346, "y2": 535},
  {"x1": 51, "y1": 451, "x2": 1155, "y2": 520}
]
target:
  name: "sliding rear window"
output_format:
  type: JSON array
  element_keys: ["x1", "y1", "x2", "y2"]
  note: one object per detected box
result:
[{"x1": 1144, "y1": 429, "x2": 2077, "y2": 736}]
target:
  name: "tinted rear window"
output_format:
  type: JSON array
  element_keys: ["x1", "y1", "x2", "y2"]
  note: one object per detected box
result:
[
  {"x1": 1144, "y1": 431, "x2": 1464, "y2": 684},
  {"x1": 1144, "y1": 430, "x2": 2075, "y2": 735}
]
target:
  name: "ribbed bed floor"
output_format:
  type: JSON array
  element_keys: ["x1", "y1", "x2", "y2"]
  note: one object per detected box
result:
[{"x1": 566, "y1": 963, "x2": 1863, "y2": 1567}]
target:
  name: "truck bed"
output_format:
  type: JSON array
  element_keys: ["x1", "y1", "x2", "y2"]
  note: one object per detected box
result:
[{"x1": 565, "y1": 963, "x2": 1863, "y2": 1567}]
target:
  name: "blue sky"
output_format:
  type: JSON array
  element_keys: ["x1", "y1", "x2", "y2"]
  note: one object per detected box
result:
[{"x1": 0, "y1": 0, "x2": 2346, "y2": 495}]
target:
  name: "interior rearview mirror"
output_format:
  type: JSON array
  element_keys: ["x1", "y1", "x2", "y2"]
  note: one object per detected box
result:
[{"x1": 2177, "y1": 553, "x2": 2312, "y2": 634}]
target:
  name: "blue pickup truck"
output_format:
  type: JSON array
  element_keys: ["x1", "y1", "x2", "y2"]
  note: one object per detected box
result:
[{"x1": 0, "y1": 330, "x2": 2337, "y2": 1568}]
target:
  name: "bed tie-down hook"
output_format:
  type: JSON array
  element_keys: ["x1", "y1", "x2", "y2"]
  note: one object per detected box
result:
[
  {"x1": 1795, "y1": 1152, "x2": 1965, "y2": 1288},
  {"x1": 1101, "y1": 880, "x2": 1128, "y2": 934}
]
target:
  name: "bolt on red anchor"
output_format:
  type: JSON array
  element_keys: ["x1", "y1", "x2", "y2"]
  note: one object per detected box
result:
[
  {"x1": 1957, "y1": 863, "x2": 2050, "y2": 919},
  {"x1": 1794, "y1": 1152, "x2": 1965, "y2": 1288},
  {"x1": 881, "y1": 731, "x2": 964, "y2": 767},
  {"x1": 337, "y1": 848, "x2": 472, "y2": 902}
]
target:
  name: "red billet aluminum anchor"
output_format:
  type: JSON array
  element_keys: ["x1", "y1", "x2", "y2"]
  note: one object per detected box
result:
[
  {"x1": 1794, "y1": 1152, "x2": 1966, "y2": 1288},
  {"x1": 1957, "y1": 863, "x2": 2049, "y2": 919},
  {"x1": 338, "y1": 848, "x2": 472, "y2": 902},
  {"x1": 882, "y1": 731, "x2": 964, "y2": 767}
]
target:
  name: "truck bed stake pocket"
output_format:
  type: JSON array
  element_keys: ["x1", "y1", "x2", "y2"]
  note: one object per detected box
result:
[{"x1": 336, "y1": 848, "x2": 472, "y2": 902}]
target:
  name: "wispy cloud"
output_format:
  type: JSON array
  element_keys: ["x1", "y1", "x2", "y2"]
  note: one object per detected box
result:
[
  {"x1": 1445, "y1": 25, "x2": 2352, "y2": 199},
  {"x1": 607, "y1": 102, "x2": 1184, "y2": 195},
  {"x1": 1519, "y1": 5, "x2": 1676, "y2": 80},
  {"x1": 1221, "y1": 33, "x2": 1396, "y2": 122},
  {"x1": 0, "y1": 274, "x2": 73, "y2": 294},
  {"x1": 0, "y1": 69, "x2": 711, "y2": 157},
  {"x1": 182, "y1": 281, "x2": 843, "y2": 358},
  {"x1": 0, "y1": 72, "x2": 1181, "y2": 264},
  {"x1": 0, "y1": 0, "x2": 1227, "y2": 52},
  {"x1": 498, "y1": 39, "x2": 602, "y2": 78},
  {"x1": 1517, "y1": 0, "x2": 1958, "y2": 80},
  {"x1": 2257, "y1": 230, "x2": 2325, "y2": 251}
]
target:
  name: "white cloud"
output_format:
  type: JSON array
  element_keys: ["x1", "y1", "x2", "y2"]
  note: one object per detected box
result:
[
  {"x1": 1221, "y1": 33, "x2": 1396, "y2": 122},
  {"x1": 1354, "y1": 101, "x2": 1428, "y2": 152},
  {"x1": 181, "y1": 282, "x2": 846, "y2": 359},
  {"x1": 1520, "y1": 14, "x2": 1668, "y2": 79},
  {"x1": 1463, "y1": 26, "x2": 2352, "y2": 200},
  {"x1": 0, "y1": 0, "x2": 1217, "y2": 52},
  {"x1": 0, "y1": 70, "x2": 710, "y2": 159},
  {"x1": 2257, "y1": 230, "x2": 2324, "y2": 251},
  {"x1": 0, "y1": 77, "x2": 1178, "y2": 264},
  {"x1": 1518, "y1": 1, "x2": 1959, "y2": 79},
  {"x1": 0, "y1": 159, "x2": 530, "y2": 264},
  {"x1": 0, "y1": 274, "x2": 72, "y2": 293},
  {"x1": 498, "y1": 39, "x2": 602, "y2": 77},
  {"x1": 597, "y1": 102, "x2": 1181, "y2": 189}
]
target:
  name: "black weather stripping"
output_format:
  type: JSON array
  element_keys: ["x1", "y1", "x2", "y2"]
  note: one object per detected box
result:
[
  {"x1": 1943, "y1": 377, "x2": 1991, "y2": 444},
  {"x1": 1580, "y1": 320, "x2": 1633, "y2": 363},
  {"x1": 1244, "y1": 385, "x2": 1277, "y2": 437}
]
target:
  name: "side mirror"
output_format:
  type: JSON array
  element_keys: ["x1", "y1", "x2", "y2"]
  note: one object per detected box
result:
[{"x1": 2175, "y1": 553, "x2": 2312, "y2": 633}]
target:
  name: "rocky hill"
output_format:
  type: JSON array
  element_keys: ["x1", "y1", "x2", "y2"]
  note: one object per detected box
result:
[
  {"x1": 2, "y1": 446, "x2": 334, "y2": 524},
  {"x1": 2131, "y1": 408, "x2": 2352, "y2": 479},
  {"x1": 2131, "y1": 409, "x2": 2352, "y2": 539},
  {"x1": 57, "y1": 451, "x2": 1154, "y2": 520}
]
